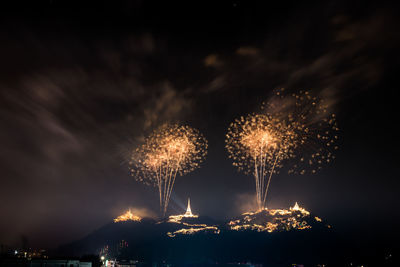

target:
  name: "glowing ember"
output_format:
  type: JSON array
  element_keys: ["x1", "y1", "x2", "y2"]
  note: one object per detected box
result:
[{"x1": 114, "y1": 210, "x2": 142, "y2": 223}]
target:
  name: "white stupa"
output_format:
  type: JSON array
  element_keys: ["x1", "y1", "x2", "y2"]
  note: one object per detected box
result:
[
  {"x1": 184, "y1": 198, "x2": 194, "y2": 217},
  {"x1": 167, "y1": 198, "x2": 220, "y2": 237},
  {"x1": 168, "y1": 198, "x2": 198, "y2": 222}
]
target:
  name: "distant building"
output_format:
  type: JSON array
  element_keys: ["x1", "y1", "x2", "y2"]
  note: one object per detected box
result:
[
  {"x1": 0, "y1": 259, "x2": 92, "y2": 267},
  {"x1": 225, "y1": 263, "x2": 263, "y2": 267},
  {"x1": 115, "y1": 261, "x2": 136, "y2": 267},
  {"x1": 30, "y1": 260, "x2": 92, "y2": 267},
  {"x1": 13, "y1": 248, "x2": 48, "y2": 259}
]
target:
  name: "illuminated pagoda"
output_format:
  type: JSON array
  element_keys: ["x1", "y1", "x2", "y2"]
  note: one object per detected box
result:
[
  {"x1": 168, "y1": 198, "x2": 198, "y2": 222},
  {"x1": 167, "y1": 198, "x2": 220, "y2": 237},
  {"x1": 184, "y1": 198, "x2": 195, "y2": 217},
  {"x1": 290, "y1": 201, "x2": 310, "y2": 215}
]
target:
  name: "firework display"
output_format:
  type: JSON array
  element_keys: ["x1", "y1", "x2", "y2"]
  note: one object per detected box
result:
[
  {"x1": 226, "y1": 89, "x2": 339, "y2": 210},
  {"x1": 263, "y1": 89, "x2": 339, "y2": 175},
  {"x1": 130, "y1": 124, "x2": 208, "y2": 216},
  {"x1": 226, "y1": 113, "x2": 294, "y2": 210}
]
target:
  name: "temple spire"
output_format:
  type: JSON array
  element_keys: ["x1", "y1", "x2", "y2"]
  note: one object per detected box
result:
[{"x1": 184, "y1": 198, "x2": 193, "y2": 216}]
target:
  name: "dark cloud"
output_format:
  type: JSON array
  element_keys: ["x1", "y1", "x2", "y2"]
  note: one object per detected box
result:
[
  {"x1": 0, "y1": 34, "x2": 199, "y2": 247},
  {"x1": 202, "y1": 12, "x2": 396, "y2": 107}
]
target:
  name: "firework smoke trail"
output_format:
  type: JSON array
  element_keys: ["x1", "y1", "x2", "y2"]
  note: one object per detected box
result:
[
  {"x1": 226, "y1": 89, "x2": 339, "y2": 210},
  {"x1": 130, "y1": 124, "x2": 207, "y2": 217}
]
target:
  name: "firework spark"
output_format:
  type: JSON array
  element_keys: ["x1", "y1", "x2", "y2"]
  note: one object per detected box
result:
[
  {"x1": 130, "y1": 124, "x2": 208, "y2": 217},
  {"x1": 263, "y1": 89, "x2": 339, "y2": 175},
  {"x1": 226, "y1": 89, "x2": 338, "y2": 210}
]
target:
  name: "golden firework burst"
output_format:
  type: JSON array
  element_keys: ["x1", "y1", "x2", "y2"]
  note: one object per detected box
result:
[
  {"x1": 226, "y1": 114, "x2": 294, "y2": 210},
  {"x1": 226, "y1": 89, "x2": 339, "y2": 210},
  {"x1": 130, "y1": 124, "x2": 208, "y2": 217}
]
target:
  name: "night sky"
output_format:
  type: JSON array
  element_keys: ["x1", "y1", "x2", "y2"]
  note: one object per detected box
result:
[{"x1": 0, "y1": 1, "x2": 399, "y2": 248}]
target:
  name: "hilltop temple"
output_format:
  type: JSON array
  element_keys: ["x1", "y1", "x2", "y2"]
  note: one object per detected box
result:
[
  {"x1": 168, "y1": 198, "x2": 198, "y2": 222},
  {"x1": 167, "y1": 198, "x2": 220, "y2": 237}
]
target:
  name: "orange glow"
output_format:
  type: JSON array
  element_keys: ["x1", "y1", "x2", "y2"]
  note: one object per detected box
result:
[
  {"x1": 167, "y1": 226, "x2": 220, "y2": 237},
  {"x1": 290, "y1": 201, "x2": 310, "y2": 215},
  {"x1": 240, "y1": 128, "x2": 278, "y2": 156},
  {"x1": 114, "y1": 210, "x2": 142, "y2": 223}
]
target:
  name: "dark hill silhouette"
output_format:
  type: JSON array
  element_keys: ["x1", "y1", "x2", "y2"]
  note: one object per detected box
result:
[{"x1": 56, "y1": 206, "x2": 348, "y2": 266}]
